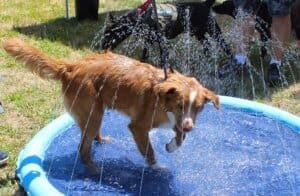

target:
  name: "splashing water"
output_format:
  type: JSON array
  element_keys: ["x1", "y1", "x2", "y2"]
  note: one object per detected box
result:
[
  {"x1": 95, "y1": 7, "x2": 300, "y2": 99},
  {"x1": 43, "y1": 105, "x2": 300, "y2": 195},
  {"x1": 44, "y1": 3, "x2": 300, "y2": 195},
  {"x1": 182, "y1": 6, "x2": 191, "y2": 75}
]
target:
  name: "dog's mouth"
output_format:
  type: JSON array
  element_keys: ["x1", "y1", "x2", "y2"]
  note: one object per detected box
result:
[
  {"x1": 182, "y1": 126, "x2": 193, "y2": 133},
  {"x1": 182, "y1": 127, "x2": 193, "y2": 132}
]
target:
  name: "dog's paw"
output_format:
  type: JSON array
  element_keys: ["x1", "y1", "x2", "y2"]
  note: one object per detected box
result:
[
  {"x1": 150, "y1": 163, "x2": 167, "y2": 171},
  {"x1": 165, "y1": 137, "x2": 179, "y2": 153},
  {"x1": 87, "y1": 163, "x2": 100, "y2": 175},
  {"x1": 95, "y1": 135, "x2": 110, "y2": 144}
]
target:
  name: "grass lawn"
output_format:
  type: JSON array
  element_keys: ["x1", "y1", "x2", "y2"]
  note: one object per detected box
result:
[{"x1": 0, "y1": 0, "x2": 299, "y2": 194}]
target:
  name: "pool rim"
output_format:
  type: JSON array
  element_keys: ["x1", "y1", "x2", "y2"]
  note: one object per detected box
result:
[{"x1": 16, "y1": 95, "x2": 300, "y2": 195}]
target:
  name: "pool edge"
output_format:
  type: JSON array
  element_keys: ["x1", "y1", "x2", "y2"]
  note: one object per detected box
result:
[
  {"x1": 219, "y1": 96, "x2": 300, "y2": 133},
  {"x1": 16, "y1": 113, "x2": 74, "y2": 196},
  {"x1": 16, "y1": 96, "x2": 300, "y2": 195}
]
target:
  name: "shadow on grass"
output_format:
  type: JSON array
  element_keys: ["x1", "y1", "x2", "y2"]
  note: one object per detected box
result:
[{"x1": 13, "y1": 11, "x2": 128, "y2": 50}]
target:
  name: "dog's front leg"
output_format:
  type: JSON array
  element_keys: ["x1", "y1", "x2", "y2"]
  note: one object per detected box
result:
[
  {"x1": 128, "y1": 122, "x2": 156, "y2": 166},
  {"x1": 166, "y1": 127, "x2": 186, "y2": 153}
]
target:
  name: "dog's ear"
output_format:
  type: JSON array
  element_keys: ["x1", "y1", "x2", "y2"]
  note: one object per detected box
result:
[
  {"x1": 166, "y1": 87, "x2": 177, "y2": 95},
  {"x1": 204, "y1": 89, "x2": 220, "y2": 109},
  {"x1": 158, "y1": 86, "x2": 180, "y2": 101},
  {"x1": 165, "y1": 87, "x2": 178, "y2": 100}
]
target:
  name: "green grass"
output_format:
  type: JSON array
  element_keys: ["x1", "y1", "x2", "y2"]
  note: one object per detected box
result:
[{"x1": 0, "y1": 0, "x2": 299, "y2": 195}]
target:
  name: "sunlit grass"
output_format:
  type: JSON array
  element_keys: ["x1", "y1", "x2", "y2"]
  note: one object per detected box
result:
[{"x1": 0, "y1": 0, "x2": 117, "y2": 194}]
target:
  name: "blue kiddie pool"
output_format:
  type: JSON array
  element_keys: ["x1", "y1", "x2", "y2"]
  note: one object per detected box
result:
[{"x1": 16, "y1": 96, "x2": 300, "y2": 195}]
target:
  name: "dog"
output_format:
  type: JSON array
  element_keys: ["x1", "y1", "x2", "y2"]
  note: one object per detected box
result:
[
  {"x1": 3, "y1": 38, "x2": 220, "y2": 172},
  {"x1": 101, "y1": 0, "x2": 232, "y2": 65},
  {"x1": 213, "y1": 0, "x2": 300, "y2": 56}
]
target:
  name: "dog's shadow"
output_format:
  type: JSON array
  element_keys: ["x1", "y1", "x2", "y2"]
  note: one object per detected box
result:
[{"x1": 43, "y1": 152, "x2": 178, "y2": 195}]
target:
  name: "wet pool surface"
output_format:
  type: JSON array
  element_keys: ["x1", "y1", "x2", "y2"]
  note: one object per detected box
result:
[{"x1": 44, "y1": 105, "x2": 300, "y2": 195}]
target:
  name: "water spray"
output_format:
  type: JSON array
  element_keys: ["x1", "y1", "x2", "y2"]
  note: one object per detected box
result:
[{"x1": 150, "y1": 0, "x2": 174, "y2": 80}]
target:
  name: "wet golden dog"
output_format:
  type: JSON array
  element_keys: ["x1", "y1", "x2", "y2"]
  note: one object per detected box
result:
[{"x1": 3, "y1": 38, "x2": 220, "y2": 172}]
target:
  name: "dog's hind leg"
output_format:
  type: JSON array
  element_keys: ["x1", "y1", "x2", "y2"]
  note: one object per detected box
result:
[
  {"x1": 128, "y1": 121, "x2": 156, "y2": 166},
  {"x1": 92, "y1": 104, "x2": 109, "y2": 143},
  {"x1": 72, "y1": 101, "x2": 105, "y2": 173}
]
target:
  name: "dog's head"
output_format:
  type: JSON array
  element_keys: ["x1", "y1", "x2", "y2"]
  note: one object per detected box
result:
[
  {"x1": 101, "y1": 11, "x2": 138, "y2": 50},
  {"x1": 157, "y1": 73, "x2": 220, "y2": 132}
]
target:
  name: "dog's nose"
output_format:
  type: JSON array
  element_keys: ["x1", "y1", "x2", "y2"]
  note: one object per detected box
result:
[{"x1": 182, "y1": 118, "x2": 194, "y2": 132}]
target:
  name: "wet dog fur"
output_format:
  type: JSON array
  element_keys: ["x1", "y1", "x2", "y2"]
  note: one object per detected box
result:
[{"x1": 3, "y1": 38, "x2": 220, "y2": 172}]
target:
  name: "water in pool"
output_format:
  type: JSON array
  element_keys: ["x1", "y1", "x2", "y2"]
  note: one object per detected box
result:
[{"x1": 44, "y1": 105, "x2": 300, "y2": 195}]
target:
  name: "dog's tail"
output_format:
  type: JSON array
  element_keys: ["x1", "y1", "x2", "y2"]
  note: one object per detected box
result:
[
  {"x1": 205, "y1": 0, "x2": 216, "y2": 7},
  {"x1": 3, "y1": 38, "x2": 72, "y2": 80}
]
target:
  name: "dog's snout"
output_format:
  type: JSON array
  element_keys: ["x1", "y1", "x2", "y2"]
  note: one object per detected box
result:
[{"x1": 182, "y1": 118, "x2": 194, "y2": 132}]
